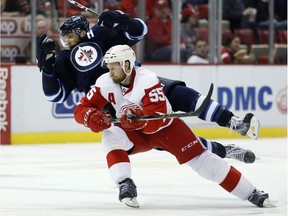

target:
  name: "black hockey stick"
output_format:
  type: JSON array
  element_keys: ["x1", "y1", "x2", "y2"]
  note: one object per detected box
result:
[
  {"x1": 67, "y1": 0, "x2": 100, "y2": 16},
  {"x1": 110, "y1": 83, "x2": 214, "y2": 124}
]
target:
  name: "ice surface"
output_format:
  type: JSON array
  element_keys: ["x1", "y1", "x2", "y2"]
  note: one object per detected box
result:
[{"x1": 1, "y1": 138, "x2": 287, "y2": 216}]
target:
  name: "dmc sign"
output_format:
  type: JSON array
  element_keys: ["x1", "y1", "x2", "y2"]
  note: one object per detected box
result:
[
  {"x1": 52, "y1": 85, "x2": 286, "y2": 118},
  {"x1": 218, "y1": 86, "x2": 273, "y2": 111}
]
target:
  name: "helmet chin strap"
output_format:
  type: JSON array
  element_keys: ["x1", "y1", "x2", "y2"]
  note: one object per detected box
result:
[
  {"x1": 120, "y1": 62, "x2": 133, "y2": 84},
  {"x1": 120, "y1": 71, "x2": 132, "y2": 84},
  {"x1": 120, "y1": 67, "x2": 133, "y2": 84}
]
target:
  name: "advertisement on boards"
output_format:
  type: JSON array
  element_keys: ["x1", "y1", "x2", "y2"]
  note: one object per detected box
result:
[
  {"x1": 0, "y1": 65, "x2": 11, "y2": 144},
  {"x1": 8, "y1": 65, "x2": 287, "y2": 136},
  {"x1": 1, "y1": 17, "x2": 31, "y2": 62}
]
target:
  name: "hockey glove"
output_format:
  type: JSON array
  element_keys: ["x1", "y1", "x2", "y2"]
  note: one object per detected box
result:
[
  {"x1": 120, "y1": 105, "x2": 147, "y2": 131},
  {"x1": 36, "y1": 34, "x2": 56, "y2": 73},
  {"x1": 98, "y1": 10, "x2": 129, "y2": 30},
  {"x1": 85, "y1": 109, "x2": 112, "y2": 133}
]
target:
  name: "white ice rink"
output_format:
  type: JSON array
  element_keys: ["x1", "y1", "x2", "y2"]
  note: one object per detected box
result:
[{"x1": 1, "y1": 138, "x2": 287, "y2": 216}]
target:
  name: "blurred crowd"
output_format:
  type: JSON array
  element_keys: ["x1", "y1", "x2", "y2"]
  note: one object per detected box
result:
[{"x1": 0, "y1": 0, "x2": 287, "y2": 64}]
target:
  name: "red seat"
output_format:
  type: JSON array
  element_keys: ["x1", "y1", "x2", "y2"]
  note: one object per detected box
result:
[
  {"x1": 197, "y1": 4, "x2": 208, "y2": 19},
  {"x1": 258, "y1": 30, "x2": 277, "y2": 44},
  {"x1": 278, "y1": 30, "x2": 287, "y2": 44},
  {"x1": 258, "y1": 30, "x2": 269, "y2": 44},
  {"x1": 234, "y1": 29, "x2": 256, "y2": 46},
  {"x1": 222, "y1": 29, "x2": 232, "y2": 44},
  {"x1": 195, "y1": 27, "x2": 208, "y2": 42},
  {"x1": 258, "y1": 56, "x2": 269, "y2": 64},
  {"x1": 195, "y1": 28, "x2": 231, "y2": 45}
]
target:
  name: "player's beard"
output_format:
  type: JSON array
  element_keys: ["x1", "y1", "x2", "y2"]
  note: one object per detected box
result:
[{"x1": 112, "y1": 74, "x2": 126, "y2": 84}]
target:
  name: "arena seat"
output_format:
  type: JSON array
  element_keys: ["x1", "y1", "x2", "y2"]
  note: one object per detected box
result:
[
  {"x1": 197, "y1": 4, "x2": 208, "y2": 19},
  {"x1": 250, "y1": 44, "x2": 269, "y2": 63},
  {"x1": 277, "y1": 30, "x2": 287, "y2": 44},
  {"x1": 195, "y1": 27, "x2": 208, "y2": 42},
  {"x1": 234, "y1": 29, "x2": 256, "y2": 47},
  {"x1": 274, "y1": 44, "x2": 287, "y2": 63},
  {"x1": 222, "y1": 29, "x2": 232, "y2": 44},
  {"x1": 258, "y1": 29, "x2": 277, "y2": 44}
]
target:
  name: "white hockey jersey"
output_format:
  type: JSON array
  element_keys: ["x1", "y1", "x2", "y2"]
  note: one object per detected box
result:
[{"x1": 76, "y1": 67, "x2": 173, "y2": 134}]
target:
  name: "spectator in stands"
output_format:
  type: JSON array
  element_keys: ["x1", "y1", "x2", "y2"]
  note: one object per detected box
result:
[
  {"x1": 274, "y1": 0, "x2": 287, "y2": 24},
  {"x1": 1, "y1": 0, "x2": 30, "y2": 16},
  {"x1": 146, "y1": 0, "x2": 171, "y2": 20},
  {"x1": 250, "y1": 0, "x2": 287, "y2": 31},
  {"x1": 146, "y1": 0, "x2": 192, "y2": 62},
  {"x1": 0, "y1": 0, "x2": 4, "y2": 13},
  {"x1": 221, "y1": 34, "x2": 255, "y2": 64},
  {"x1": 81, "y1": 0, "x2": 99, "y2": 18},
  {"x1": 180, "y1": 6, "x2": 200, "y2": 50},
  {"x1": 222, "y1": 0, "x2": 257, "y2": 32},
  {"x1": 183, "y1": 0, "x2": 208, "y2": 5},
  {"x1": 34, "y1": 0, "x2": 53, "y2": 17},
  {"x1": 120, "y1": 0, "x2": 171, "y2": 20},
  {"x1": 24, "y1": 15, "x2": 60, "y2": 61},
  {"x1": 103, "y1": 0, "x2": 121, "y2": 11},
  {"x1": 56, "y1": 0, "x2": 89, "y2": 17},
  {"x1": 120, "y1": 0, "x2": 137, "y2": 18},
  {"x1": 56, "y1": 0, "x2": 122, "y2": 18},
  {"x1": 187, "y1": 38, "x2": 209, "y2": 64},
  {"x1": 273, "y1": 0, "x2": 287, "y2": 30}
]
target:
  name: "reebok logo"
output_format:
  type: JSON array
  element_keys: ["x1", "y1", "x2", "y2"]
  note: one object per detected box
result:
[{"x1": 0, "y1": 68, "x2": 8, "y2": 132}]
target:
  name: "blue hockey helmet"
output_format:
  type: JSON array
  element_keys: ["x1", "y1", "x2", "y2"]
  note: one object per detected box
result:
[{"x1": 60, "y1": 14, "x2": 89, "y2": 37}]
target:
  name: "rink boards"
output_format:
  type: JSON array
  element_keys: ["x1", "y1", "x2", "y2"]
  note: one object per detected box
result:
[{"x1": 0, "y1": 64, "x2": 287, "y2": 144}]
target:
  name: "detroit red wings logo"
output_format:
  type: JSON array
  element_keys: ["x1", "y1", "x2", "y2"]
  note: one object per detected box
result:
[{"x1": 71, "y1": 42, "x2": 103, "y2": 72}]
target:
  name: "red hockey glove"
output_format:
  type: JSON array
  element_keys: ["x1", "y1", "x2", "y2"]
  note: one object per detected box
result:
[
  {"x1": 85, "y1": 109, "x2": 112, "y2": 133},
  {"x1": 120, "y1": 105, "x2": 148, "y2": 131}
]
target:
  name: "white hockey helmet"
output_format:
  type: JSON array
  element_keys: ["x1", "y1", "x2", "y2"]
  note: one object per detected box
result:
[{"x1": 102, "y1": 45, "x2": 136, "y2": 75}]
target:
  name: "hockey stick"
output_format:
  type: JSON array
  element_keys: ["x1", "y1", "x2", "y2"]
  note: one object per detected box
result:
[
  {"x1": 67, "y1": 0, "x2": 100, "y2": 16},
  {"x1": 110, "y1": 83, "x2": 214, "y2": 124}
]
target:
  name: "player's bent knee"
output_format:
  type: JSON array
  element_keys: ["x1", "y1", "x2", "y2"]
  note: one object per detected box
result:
[
  {"x1": 186, "y1": 150, "x2": 230, "y2": 183},
  {"x1": 102, "y1": 126, "x2": 134, "y2": 153}
]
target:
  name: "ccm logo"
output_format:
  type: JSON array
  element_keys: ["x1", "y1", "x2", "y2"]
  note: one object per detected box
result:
[{"x1": 181, "y1": 140, "x2": 199, "y2": 152}]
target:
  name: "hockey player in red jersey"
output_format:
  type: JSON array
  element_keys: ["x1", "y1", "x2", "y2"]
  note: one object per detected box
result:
[
  {"x1": 37, "y1": 12, "x2": 259, "y2": 164},
  {"x1": 74, "y1": 44, "x2": 271, "y2": 208}
]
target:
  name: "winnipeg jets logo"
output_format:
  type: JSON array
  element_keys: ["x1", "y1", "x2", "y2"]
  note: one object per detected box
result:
[
  {"x1": 71, "y1": 42, "x2": 102, "y2": 72},
  {"x1": 78, "y1": 47, "x2": 93, "y2": 62}
]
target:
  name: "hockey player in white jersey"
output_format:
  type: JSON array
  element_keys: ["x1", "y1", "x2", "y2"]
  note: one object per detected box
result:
[
  {"x1": 74, "y1": 44, "x2": 271, "y2": 208},
  {"x1": 38, "y1": 12, "x2": 259, "y2": 164}
]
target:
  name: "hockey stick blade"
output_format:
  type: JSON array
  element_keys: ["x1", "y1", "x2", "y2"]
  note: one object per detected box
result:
[
  {"x1": 67, "y1": 0, "x2": 100, "y2": 16},
  {"x1": 110, "y1": 83, "x2": 214, "y2": 123}
]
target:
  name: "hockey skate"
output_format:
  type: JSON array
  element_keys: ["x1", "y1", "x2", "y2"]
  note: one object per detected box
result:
[
  {"x1": 248, "y1": 188, "x2": 274, "y2": 207},
  {"x1": 228, "y1": 113, "x2": 260, "y2": 139},
  {"x1": 118, "y1": 178, "x2": 139, "y2": 208},
  {"x1": 225, "y1": 144, "x2": 256, "y2": 163}
]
